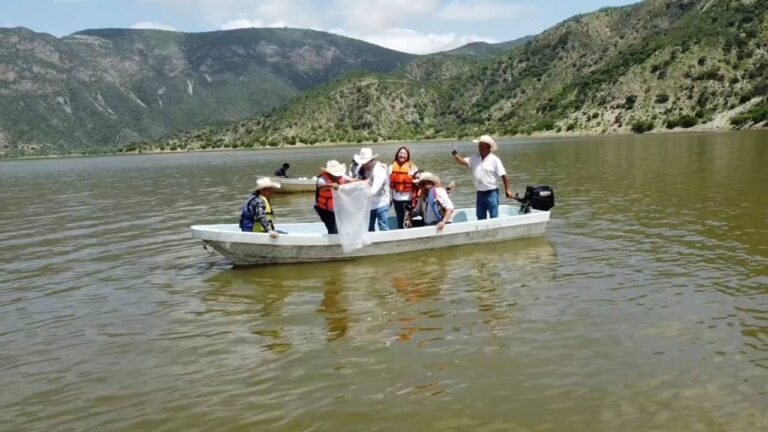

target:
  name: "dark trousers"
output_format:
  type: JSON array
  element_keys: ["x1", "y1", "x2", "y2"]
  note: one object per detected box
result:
[
  {"x1": 315, "y1": 206, "x2": 337, "y2": 234},
  {"x1": 393, "y1": 200, "x2": 410, "y2": 229}
]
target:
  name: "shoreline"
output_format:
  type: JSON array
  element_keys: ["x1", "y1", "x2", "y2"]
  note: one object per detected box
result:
[{"x1": 1, "y1": 127, "x2": 764, "y2": 161}]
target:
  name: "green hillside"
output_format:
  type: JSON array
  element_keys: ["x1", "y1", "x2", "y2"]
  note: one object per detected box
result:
[
  {"x1": 0, "y1": 27, "x2": 416, "y2": 157},
  {"x1": 160, "y1": 0, "x2": 767, "y2": 152}
]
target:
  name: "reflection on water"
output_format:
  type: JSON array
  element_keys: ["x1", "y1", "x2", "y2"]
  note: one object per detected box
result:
[{"x1": 1, "y1": 132, "x2": 767, "y2": 431}]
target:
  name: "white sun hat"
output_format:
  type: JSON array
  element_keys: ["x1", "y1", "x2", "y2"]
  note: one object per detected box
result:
[
  {"x1": 417, "y1": 172, "x2": 441, "y2": 185},
  {"x1": 254, "y1": 177, "x2": 281, "y2": 191},
  {"x1": 353, "y1": 147, "x2": 379, "y2": 165},
  {"x1": 472, "y1": 134, "x2": 498, "y2": 152},
  {"x1": 322, "y1": 160, "x2": 347, "y2": 177}
]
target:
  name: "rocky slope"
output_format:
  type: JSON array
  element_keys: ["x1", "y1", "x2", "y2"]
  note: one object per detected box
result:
[
  {"x1": 0, "y1": 27, "x2": 416, "y2": 156},
  {"x1": 161, "y1": 0, "x2": 767, "y2": 152}
]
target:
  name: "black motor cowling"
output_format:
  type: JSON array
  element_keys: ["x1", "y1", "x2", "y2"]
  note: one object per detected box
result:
[{"x1": 517, "y1": 185, "x2": 555, "y2": 213}]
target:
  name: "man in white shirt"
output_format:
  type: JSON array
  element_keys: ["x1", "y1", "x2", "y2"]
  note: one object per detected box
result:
[
  {"x1": 354, "y1": 147, "x2": 391, "y2": 231},
  {"x1": 451, "y1": 134, "x2": 513, "y2": 220}
]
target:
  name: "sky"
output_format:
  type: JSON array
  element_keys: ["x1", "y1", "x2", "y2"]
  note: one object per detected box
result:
[{"x1": 1, "y1": 0, "x2": 638, "y2": 54}]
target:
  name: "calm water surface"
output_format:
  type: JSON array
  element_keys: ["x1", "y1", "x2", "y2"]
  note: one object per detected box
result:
[{"x1": 1, "y1": 132, "x2": 767, "y2": 431}]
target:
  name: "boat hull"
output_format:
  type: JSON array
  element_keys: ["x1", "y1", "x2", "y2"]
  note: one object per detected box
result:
[
  {"x1": 260, "y1": 177, "x2": 316, "y2": 193},
  {"x1": 192, "y1": 206, "x2": 550, "y2": 266}
]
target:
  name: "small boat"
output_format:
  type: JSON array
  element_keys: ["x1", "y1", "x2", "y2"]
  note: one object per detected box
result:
[
  {"x1": 191, "y1": 205, "x2": 551, "y2": 266},
  {"x1": 260, "y1": 177, "x2": 317, "y2": 194}
]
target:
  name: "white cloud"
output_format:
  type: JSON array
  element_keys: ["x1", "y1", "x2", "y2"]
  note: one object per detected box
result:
[
  {"x1": 220, "y1": 19, "x2": 288, "y2": 30},
  {"x1": 140, "y1": 0, "x2": 320, "y2": 29},
  {"x1": 330, "y1": 27, "x2": 495, "y2": 54},
  {"x1": 438, "y1": 0, "x2": 529, "y2": 21},
  {"x1": 130, "y1": 21, "x2": 178, "y2": 31},
  {"x1": 332, "y1": 0, "x2": 440, "y2": 31}
]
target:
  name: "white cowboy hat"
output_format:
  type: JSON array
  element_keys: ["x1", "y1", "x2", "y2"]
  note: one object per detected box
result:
[
  {"x1": 353, "y1": 147, "x2": 379, "y2": 165},
  {"x1": 417, "y1": 172, "x2": 440, "y2": 185},
  {"x1": 254, "y1": 177, "x2": 281, "y2": 191},
  {"x1": 472, "y1": 134, "x2": 498, "y2": 152},
  {"x1": 322, "y1": 160, "x2": 347, "y2": 177}
]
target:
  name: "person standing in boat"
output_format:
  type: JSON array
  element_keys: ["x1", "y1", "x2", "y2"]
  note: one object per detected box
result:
[
  {"x1": 274, "y1": 162, "x2": 290, "y2": 178},
  {"x1": 354, "y1": 147, "x2": 390, "y2": 232},
  {"x1": 315, "y1": 160, "x2": 353, "y2": 235},
  {"x1": 451, "y1": 135, "x2": 513, "y2": 220},
  {"x1": 404, "y1": 172, "x2": 454, "y2": 231},
  {"x1": 389, "y1": 146, "x2": 419, "y2": 229},
  {"x1": 239, "y1": 178, "x2": 281, "y2": 239}
]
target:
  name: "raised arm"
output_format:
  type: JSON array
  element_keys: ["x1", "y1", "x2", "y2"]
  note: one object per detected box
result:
[{"x1": 452, "y1": 150, "x2": 469, "y2": 167}]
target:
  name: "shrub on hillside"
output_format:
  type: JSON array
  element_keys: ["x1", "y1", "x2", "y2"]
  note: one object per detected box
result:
[
  {"x1": 630, "y1": 119, "x2": 655, "y2": 134},
  {"x1": 665, "y1": 115, "x2": 698, "y2": 129}
]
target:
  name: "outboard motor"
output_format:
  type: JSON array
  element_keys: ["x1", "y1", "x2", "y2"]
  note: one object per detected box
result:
[{"x1": 516, "y1": 185, "x2": 555, "y2": 214}]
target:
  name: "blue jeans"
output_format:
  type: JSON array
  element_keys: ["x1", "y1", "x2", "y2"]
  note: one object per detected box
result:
[
  {"x1": 476, "y1": 189, "x2": 499, "y2": 220},
  {"x1": 369, "y1": 206, "x2": 390, "y2": 232}
]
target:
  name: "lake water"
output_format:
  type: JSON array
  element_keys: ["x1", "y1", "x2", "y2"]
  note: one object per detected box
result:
[{"x1": 1, "y1": 132, "x2": 767, "y2": 431}]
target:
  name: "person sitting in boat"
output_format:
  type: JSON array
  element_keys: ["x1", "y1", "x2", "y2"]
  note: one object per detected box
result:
[
  {"x1": 274, "y1": 163, "x2": 290, "y2": 178},
  {"x1": 404, "y1": 172, "x2": 454, "y2": 232},
  {"x1": 239, "y1": 177, "x2": 281, "y2": 239},
  {"x1": 315, "y1": 160, "x2": 354, "y2": 235},
  {"x1": 451, "y1": 134, "x2": 513, "y2": 220},
  {"x1": 389, "y1": 146, "x2": 419, "y2": 229},
  {"x1": 354, "y1": 147, "x2": 390, "y2": 232}
]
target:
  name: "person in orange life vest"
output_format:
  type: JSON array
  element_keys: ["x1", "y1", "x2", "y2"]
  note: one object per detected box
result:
[
  {"x1": 388, "y1": 146, "x2": 419, "y2": 229},
  {"x1": 314, "y1": 160, "x2": 354, "y2": 234},
  {"x1": 404, "y1": 172, "x2": 454, "y2": 232},
  {"x1": 239, "y1": 177, "x2": 281, "y2": 239}
]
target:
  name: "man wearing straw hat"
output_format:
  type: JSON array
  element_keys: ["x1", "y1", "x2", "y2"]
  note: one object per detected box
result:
[
  {"x1": 239, "y1": 177, "x2": 281, "y2": 239},
  {"x1": 314, "y1": 160, "x2": 354, "y2": 234},
  {"x1": 451, "y1": 134, "x2": 513, "y2": 220},
  {"x1": 354, "y1": 147, "x2": 391, "y2": 231},
  {"x1": 405, "y1": 172, "x2": 454, "y2": 232}
]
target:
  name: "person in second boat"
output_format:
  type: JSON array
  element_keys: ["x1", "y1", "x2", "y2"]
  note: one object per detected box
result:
[
  {"x1": 239, "y1": 177, "x2": 281, "y2": 239},
  {"x1": 354, "y1": 147, "x2": 390, "y2": 232},
  {"x1": 451, "y1": 134, "x2": 513, "y2": 220},
  {"x1": 404, "y1": 172, "x2": 454, "y2": 232},
  {"x1": 315, "y1": 160, "x2": 354, "y2": 235},
  {"x1": 274, "y1": 162, "x2": 290, "y2": 178},
  {"x1": 389, "y1": 146, "x2": 419, "y2": 229}
]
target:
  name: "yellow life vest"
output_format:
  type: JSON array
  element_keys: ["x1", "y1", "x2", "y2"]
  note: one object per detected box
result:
[{"x1": 253, "y1": 196, "x2": 275, "y2": 232}]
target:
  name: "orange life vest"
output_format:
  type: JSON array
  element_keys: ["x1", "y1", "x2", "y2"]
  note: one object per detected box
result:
[
  {"x1": 390, "y1": 161, "x2": 414, "y2": 194},
  {"x1": 315, "y1": 172, "x2": 345, "y2": 211}
]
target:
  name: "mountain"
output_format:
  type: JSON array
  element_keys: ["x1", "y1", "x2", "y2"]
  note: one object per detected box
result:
[
  {"x1": 442, "y1": 36, "x2": 535, "y2": 57},
  {"x1": 161, "y1": 0, "x2": 767, "y2": 151},
  {"x1": 0, "y1": 27, "x2": 416, "y2": 157}
]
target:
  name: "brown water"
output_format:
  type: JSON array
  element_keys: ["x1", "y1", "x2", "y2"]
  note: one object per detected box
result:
[{"x1": 1, "y1": 132, "x2": 767, "y2": 431}]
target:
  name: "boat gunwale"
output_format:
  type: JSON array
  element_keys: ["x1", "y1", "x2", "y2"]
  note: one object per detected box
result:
[{"x1": 191, "y1": 206, "x2": 550, "y2": 247}]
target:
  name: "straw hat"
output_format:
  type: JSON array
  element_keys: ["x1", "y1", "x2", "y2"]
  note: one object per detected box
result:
[
  {"x1": 472, "y1": 134, "x2": 498, "y2": 152},
  {"x1": 322, "y1": 160, "x2": 347, "y2": 177},
  {"x1": 417, "y1": 172, "x2": 440, "y2": 185},
  {"x1": 353, "y1": 147, "x2": 379, "y2": 165},
  {"x1": 254, "y1": 177, "x2": 281, "y2": 191}
]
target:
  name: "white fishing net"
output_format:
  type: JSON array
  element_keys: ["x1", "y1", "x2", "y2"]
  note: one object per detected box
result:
[{"x1": 333, "y1": 182, "x2": 372, "y2": 253}]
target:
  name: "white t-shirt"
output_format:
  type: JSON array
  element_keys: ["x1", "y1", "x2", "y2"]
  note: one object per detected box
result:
[
  {"x1": 387, "y1": 162, "x2": 419, "y2": 202},
  {"x1": 362, "y1": 162, "x2": 391, "y2": 210},
  {"x1": 464, "y1": 153, "x2": 507, "y2": 191}
]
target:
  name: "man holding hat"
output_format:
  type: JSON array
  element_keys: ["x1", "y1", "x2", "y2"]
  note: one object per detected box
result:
[
  {"x1": 315, "y1": 160, "x2": 354, "y2": 234},
  {"x1": 354, "y1": 147, "x2": 391, "y2": 231},
  {"x1": 451, "y1": 134, "x2": 513, "y2": 220},
  {"x1": 239, "y1": 177, "x2": 281, "y2": 239}
]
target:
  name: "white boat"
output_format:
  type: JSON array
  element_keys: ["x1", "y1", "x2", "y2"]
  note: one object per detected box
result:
[
  {"x1": 191, "y1": 205, "x2": 550, "y2": 266},
  {"x1": 259, "y1": 176, "x2": 317, "y2": 194}
]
